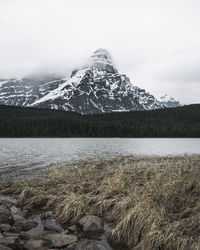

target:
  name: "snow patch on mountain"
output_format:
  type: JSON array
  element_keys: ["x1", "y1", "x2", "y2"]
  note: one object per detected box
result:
[
  {"x1": 31, "y1": 69, "x2": 86, "y2": 106},
  {"x1": 0, "y1": 80, "x2": 8, "y2": 88}
]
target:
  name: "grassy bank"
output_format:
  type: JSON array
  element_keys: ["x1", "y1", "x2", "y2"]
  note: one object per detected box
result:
[{"x1": 1, "y1": 155, "x2": 200, "y2": 249}]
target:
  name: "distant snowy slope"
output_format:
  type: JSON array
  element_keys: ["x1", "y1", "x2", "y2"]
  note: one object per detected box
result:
[
  {"x1": 0, "y1": 76, "x2": 66, "y2": 107},
  {"x1": 159, "y1": 95, "x2": 181, "y2": 108}
]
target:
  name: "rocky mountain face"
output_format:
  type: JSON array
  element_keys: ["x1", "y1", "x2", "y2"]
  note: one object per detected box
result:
[
  {"x1": 159, "y1": 95, "x2": 181, "y2": 108},
  {"x1": 0, "y1": 75, "x2": 66, "y2": 107},
  {"x1": 30, "y1": 49, "x2": 165, "y2": 114},
  {"x1": 0, "y1": 49, "x2": 180, "y2": 114}
]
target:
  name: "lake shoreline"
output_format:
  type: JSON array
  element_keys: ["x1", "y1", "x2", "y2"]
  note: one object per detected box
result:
[
  {"x1": 1, "y1": 138, "x2": 200, "y2": 180},
  {"x1": 1, "y1": 155, "x2": 200, "y2": 249}
]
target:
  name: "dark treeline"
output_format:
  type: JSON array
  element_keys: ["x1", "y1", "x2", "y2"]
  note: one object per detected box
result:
[{"x1": 0, "y1": 104, "x2": 200, "y2": 137}]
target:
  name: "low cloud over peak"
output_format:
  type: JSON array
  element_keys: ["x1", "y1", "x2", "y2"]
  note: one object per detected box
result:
[{"x1": 0, "y1": 0, "x2": 200, "y2": 104}]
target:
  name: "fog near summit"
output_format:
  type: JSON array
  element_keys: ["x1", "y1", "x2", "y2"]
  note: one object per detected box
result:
[{"x1": 0, "y1": 0, "x2": 200, "y2": 104}]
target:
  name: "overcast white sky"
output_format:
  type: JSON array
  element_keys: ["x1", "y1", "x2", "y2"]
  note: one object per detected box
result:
[{"x1": 0, "y1": 0, "x2": 200, "y2": 104}]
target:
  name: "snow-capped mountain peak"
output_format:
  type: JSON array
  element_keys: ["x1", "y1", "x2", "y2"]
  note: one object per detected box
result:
[
  {"x1": 0, "y1": 49, "x2": 180, "y2": 114},
  {"x1": 91, "y1": 49, "x2": 112, "y2": 63},
  {"x1": 90, "y1": 49, "x2": 117, "y2": 73},
  {"x1": 159, "y1": 95, "x2": 174, "y2": 102},
  {"x1": 159, "y1": 95, "x2": 181, "y2": 108},
  {"x1": 29, "y1": 49, "x2": 165, "y2": 113}
]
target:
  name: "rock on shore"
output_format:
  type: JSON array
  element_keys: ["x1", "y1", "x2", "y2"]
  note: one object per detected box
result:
[{"x1": 0, "y1": 202, "x2": 112, "y2": 250}]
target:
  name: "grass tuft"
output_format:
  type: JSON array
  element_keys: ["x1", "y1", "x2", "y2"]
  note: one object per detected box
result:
[{"x1": 1, "y1": 155, "x2": 200, "y2": 249}]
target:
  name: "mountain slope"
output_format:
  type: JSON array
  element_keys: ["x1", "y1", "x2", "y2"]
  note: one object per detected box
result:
[
  {"x1": 0, "y1": 49, "x2": 181, "y2": 114},
  {"x1": 31, "y1": 49, "x2": 164, "y2": 114},
  {"x1": 159, "y1": 95, "x2": 181, "y2": 108},
  {"x1": 0, "y1": 75, "x2": 66, "y2": 107}
]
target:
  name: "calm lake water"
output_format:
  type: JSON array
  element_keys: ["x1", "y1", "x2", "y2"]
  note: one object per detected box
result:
[{"x1": 0, "y1": 138, "x2": 200, "y2": 177}]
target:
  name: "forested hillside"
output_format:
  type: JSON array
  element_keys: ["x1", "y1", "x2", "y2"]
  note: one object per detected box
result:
[{"x1": 0, "y1": 104, "x2": 200, "y2": 137}]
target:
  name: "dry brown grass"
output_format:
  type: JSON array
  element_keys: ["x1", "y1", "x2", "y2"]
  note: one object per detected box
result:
[{"x1": 1, "y1": 155, "x2": 200, "y2": 249}]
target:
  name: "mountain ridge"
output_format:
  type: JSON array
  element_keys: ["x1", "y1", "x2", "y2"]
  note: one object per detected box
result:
[
  {"x1": 30, "y1": 49, "x2": 166, "y2": 114},
  {"x1": 0, "y1": 49, "x2": 181, "y2": 113},
  {"x1": 159, "y1": 94, "x2": 181, "y2": 108}
]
